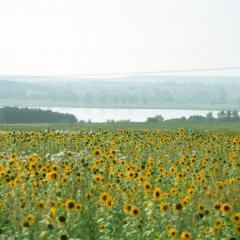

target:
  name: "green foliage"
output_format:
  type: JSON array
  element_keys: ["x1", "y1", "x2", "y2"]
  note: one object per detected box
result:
[
  {"x1": 217, "y1": 110, "x2": 239, "y2": 121},
  {"x1": 147, "y1": 111, "x2": 239, "y2": 124},
  {"x1": 0, "y1": 128, "x2": 239, "y2": 239},
  {"x1": 0, "y1": 107, "x2": 77, "y2": 124},
  {"x1": 1, "y1": 121, "x2": 240, "y2": 132},
  {"x1": 146, "y1": 115, "x2": 164, "y2": 123}
]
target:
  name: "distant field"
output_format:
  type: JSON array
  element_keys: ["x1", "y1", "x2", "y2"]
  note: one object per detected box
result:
[
  {"x1": 0, "y1": 121, "x2": 240, "y2": 131},
  {"x1": 1, "y1": 99, "x2": 240, "y2": 111}
]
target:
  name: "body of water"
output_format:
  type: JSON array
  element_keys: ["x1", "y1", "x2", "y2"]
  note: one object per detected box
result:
[{"x1": 40, "y1": 107, "x2": 219, "y2": 122}]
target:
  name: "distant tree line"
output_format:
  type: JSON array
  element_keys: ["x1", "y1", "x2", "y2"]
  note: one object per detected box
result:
[
  {"x1": 146, "y1": 115, "x2": 164, "y2": 123},
  {"x1": 0, "y1": 107, "x2": 238, "y2": 124},
  {"x1": 146, "y1": 110, "x2": 240, "y2": 123},
  {"x1": 106, "y1": 119, "x2": 131, "y2": 123},
  {"x1": 0, "y1": 107, "x2": 77, "y2": 124},
  {"x1": 1, "y1": 77, "x2": 240, "y2": 110}
]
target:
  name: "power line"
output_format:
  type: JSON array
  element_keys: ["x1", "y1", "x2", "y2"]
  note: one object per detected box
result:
[
  {"x1": 70, "y1": 66, "x2": 240, "y2": 77},
  {"x1": 75, "y1": 45, "x2": 240, "y2": 55}
]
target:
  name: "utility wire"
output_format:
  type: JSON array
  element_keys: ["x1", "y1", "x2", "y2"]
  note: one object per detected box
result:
[
  {"x1": 70, "y1": 66, "x2": 240, "y2": 77},
  {"x1": 76, "y1": 45, "x2": 240, "y2": 55}
]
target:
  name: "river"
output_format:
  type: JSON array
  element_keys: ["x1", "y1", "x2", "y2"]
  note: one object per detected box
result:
[{"x1": 39, "y1": 107, "x2": 219, "y2": 122}]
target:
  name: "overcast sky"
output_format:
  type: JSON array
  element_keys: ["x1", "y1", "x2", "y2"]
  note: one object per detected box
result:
[{"x1": 0, "y1": 0, "x2": 240, "y2": 76}]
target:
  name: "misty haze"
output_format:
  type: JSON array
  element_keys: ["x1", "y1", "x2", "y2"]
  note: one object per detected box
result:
[{"x1": 0, "y1": 1, "x2": 240, "y2": 240}]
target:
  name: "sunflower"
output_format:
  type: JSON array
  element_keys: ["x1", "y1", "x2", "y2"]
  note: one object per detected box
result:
[
  {"x1": 10, "y1": 152, "x2": 16, "y2": 159},
  {"x1": 170, "y1": 188, "x2": 177, "y2": 195},
  {"x1": 214, "y1": 202, "x2": 221, "y2": 211},
  {"x1": 120, "y1": 159, "x2": 126, "y2": 166},
  {"x1": 65, "y1": 199, "x2": 75, "y2": 211},
  {"x1": 118, "y1": 172, "x2": 125, "y2": 178},
  {"x1": 99, "y1": 224, "x2": 105, "y2": 232},
  {"x1": 106, "y1": 196, "x2": 114, "y2": 209},
  {"x1": 162, "y1": 171, "x2": 168, "y2": 177},
  {"x1": 127, "y1": 171, "x2": 135, "y2": 179},
  {"x1": 177, "y1": 173, "x2": 184, "y2": 181},
  {"x1": 76, "y1": 203, "x2": 82, "y2": 211},
  {"x1": 187, "y1": 188, "x2": 194, "y2": 196},
  {"x1": 168, "y1": 227, "x2": 177, "y2": 237},
  {"x1": 94, "y1": 175, "x2": 104, "y2": 183},
  {"x1": 49, "y1": 207, "x2": 56, "y2": 221},
  {"x1": 143, "y1": 182, "x2": 151, "y2": 192},
  {"x1": 93, "y1": 149, "x2": 102, "y2": 157},
  {"x1": 109, "y1": 149, "x2": 116, "y2": 155},
  {"x1": 25, "y1": 213, "x2": 35, "y2": 225},
  {"x1": 170, "y1": 166, "x2": 177, "y2": 174},
  {"x1": 153, "y1": 187, "x2": 162, "y2": 200},
  {"x1": 175, "y1": 202, "x2": 183, "y2": 211},
  {"x1": 181, "y1": 197, "x2": 190, "y2": 206},
  {"x1": 99, "y1": 192, "x2": 109, "y2": 204},
  {"x1": 66, "y1": 151, "x2": 73, "y2": 157},
  {"x1": 197, "y1": 203, "x2": 204, "y2": 212},
  {"x1": 190, "y1": 158, "x2": 196, "y2": 164},
  {"x1": 212, "y1": 227, "x2": 220, "y2": 236},
  {"x1": 36, "y1": 199, "x2": 45, "y2": 210},
  {"x1": 22, "y1": 220, "x2": 30, "y2": 228},
  {"x1": 231, "y1": 212, "x2": 240, "y2": 224},
  {"x1": 220, "y1": 203, "x2": 231, "y2": 214},
  {"x1": 46, "y1": 171, "x2": 58, "y2": 181},
  {"x1": 86, "y1": 192, "x2": 93, "y2": 200},
  {"x1": 130, "y1": 206, "x2": 139, "y2": 217},
  {"x1": 160, "y1": 202, "x2": 169, "y2": 212},
  {"x1": 123, "y1": 204, "x2": 132, "y2": 214},
  {"x1": 181, "y1": 231, "x2": 191, "y2": 240},
  {"x1": 49, "y1": 200, "x2": 57, "y2": 208},
  {"x1": 51, "y1": 164, "x2": 57, "y2": 171}
]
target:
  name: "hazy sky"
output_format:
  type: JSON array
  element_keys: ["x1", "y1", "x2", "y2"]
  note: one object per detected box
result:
[{"x1": 0, "y1": 0, "x2": 240, "y2": 76}]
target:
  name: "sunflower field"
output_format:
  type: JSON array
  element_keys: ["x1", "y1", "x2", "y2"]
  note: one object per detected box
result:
[{"x1": 0, "y1": 128, "x2": 239, "y2": 240}]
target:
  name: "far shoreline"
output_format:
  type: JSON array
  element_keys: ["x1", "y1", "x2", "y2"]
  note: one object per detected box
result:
[{"x1": 1, "y1": 103, "x2": 240, "y2": 111}]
